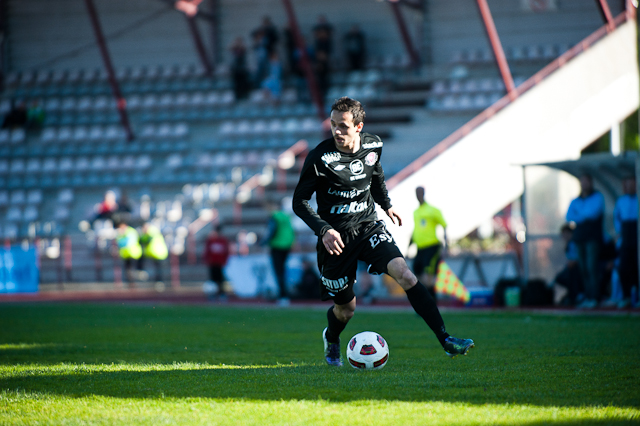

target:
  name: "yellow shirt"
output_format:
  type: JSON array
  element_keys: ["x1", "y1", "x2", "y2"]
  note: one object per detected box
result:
[{"x1": 412, "y1": 203, "x2": 447, "y2": 249}]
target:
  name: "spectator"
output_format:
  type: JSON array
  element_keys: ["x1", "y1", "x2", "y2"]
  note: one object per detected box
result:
[
  {"x1": 230, "y1": 36, "x2": 251, "y2": 100},
  {"x1": 566, "y1": 174, "x2": 605, "y2": 308},
  {"x1": 252, "y1": 16, "x2": 279, "y2": 87},
  {"x1": 261, "y1": 51, "x2": 283, "y2": 101},
  {"x1": 138, "y1": 222, "x2": 168, "y2": 283},
  {"x1": 552, "y1": 224, "x2": 583, "y2": 306},
  {"x1": 613, "y1": 176, "x2": 638, "y2": 308},
  {"x1": 26, "y1": 100, "x2": 45, "y2": 129},
  {"x1": 113, "y1": 191, "x2": 133, "y2": 225},
  {"x1": 344, "y1": 24, "x2": 366, "y2": 71},
  {"x1": 2, "y1": 102, "x2": 27, "y2": 129},
  {"x1": 312, "y1": 15, "x2": 333, "y2": 97},
  {"x1": 203, "y1": 224, "x2": 231, "y2": 300},
  {"x1": 115, "y1": 221, "x2": 142, "y2": 287},
  {"x1": 294, "y1": 257, "x2": 321, "y2": 300},
  {"x1": 93, "y1": 190, "x2": 118, "y2": 224},
  {"x1": 409, "y1": 186, "x2": 447, "y2": 301},
  {"x1": 263, "y1": 201, "x2": 296, "y2": 305}
]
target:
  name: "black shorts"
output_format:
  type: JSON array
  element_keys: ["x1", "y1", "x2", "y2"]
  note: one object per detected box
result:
[
  {"x1": 317, "y1": 220, "x2": 403, "y2": 305},
  {"x1": 208, "y1": 265, "x2": 225, "y2": 284},
  {"x1": 413, "y1": 244, "x2": 442, "y2": 277}
]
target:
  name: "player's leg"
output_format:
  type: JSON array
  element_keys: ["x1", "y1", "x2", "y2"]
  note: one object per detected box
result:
[
  {"x1": 387, "y1": 257, "x2": 474, "y2": 357},
  {"x1": 323, "y1": 296, "x2": 356, "y2": 367},
  {"x1": 317, "y1": 235, "x2": 359, "y2": 367}
]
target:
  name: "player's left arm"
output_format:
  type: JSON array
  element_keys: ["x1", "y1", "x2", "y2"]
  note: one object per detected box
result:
[{"x1": 370, "y1": 155, "x2": 400, "y2": 225}]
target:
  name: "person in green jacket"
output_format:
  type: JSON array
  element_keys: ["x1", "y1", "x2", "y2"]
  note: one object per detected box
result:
[
  {"x1": 264, "y1": 202, "x2": 296, "y2": 305},
  {"x1": 138, "y1": 222, "x2": 168, "y2": 283},
  {"x1": 116, "y1": 221, "x2": 142, "y2": 287}
]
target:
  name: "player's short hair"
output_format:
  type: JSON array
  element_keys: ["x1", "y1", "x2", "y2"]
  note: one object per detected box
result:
[{"x1": 330, "y1": 97, "x2": 366, "y2": 125}]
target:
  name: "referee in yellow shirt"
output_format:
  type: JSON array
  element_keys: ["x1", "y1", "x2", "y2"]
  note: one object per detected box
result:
[{"x1": 410, "y1": 186, "x2": 447, "y2": 300}]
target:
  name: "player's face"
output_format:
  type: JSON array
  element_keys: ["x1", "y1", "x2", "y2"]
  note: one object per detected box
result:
[{"x1": 330, "y1": 110, "x2": 364, "y2": 153}]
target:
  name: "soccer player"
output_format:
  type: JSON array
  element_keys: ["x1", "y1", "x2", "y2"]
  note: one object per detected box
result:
[
  {"x1": 410, "y1": 186, "x2": 447, "y2": 301},
  {"x1": 292, "y1": 97, "x2": 474, "y2": 366}
]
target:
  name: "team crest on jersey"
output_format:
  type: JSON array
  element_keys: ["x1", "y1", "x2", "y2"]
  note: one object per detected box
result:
[
  {"x1": 321, "y1": 152, "x2": 341, "y2": 164},
  {"x1": 365, "y1": 152, "x2": 378, "y2": 166},
  {"x1": 350, "y1": 159, "x2": 364, "y2": 175}
]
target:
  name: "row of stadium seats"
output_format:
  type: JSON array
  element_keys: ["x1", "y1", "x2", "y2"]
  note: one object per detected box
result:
[
  {"x1": 0, "y1": 166, "x2": 249, "y2": 190},
  {"x1": 218, "y1": 117, "x2": 322, "y2": 137},
  {"x1": 449, "y1": 43, "x2": 569, "y2": 65},
  {"x1": 39, "y1": 122, "x2": 188, "y2": 143},
  {"x1": 0, "y1": 139, "x2": 189, "y2": 159},
  {"x1": 429, "y1": 93, "x2": 505, "y2": 112},
  {"x1": 431, "y1": 76, "x2": 526, "y2": 95},
  {"x1": 0, "y1": 154, "x2": 153, "y2": 175},
  {"x1": 0, "y1": 189, "x2": 44, "y2": 205}
]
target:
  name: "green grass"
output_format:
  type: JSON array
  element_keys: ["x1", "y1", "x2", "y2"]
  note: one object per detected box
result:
[{"x1": 0, "y1": 303, "x2": 638, "y2": 425}]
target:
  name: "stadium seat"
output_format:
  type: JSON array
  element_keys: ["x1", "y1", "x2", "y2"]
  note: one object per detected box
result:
[
  {"x1": 27, "y1": 189, "x2": 43, "y2": 205},
  {"x1": 58, "y1": 157, "x2": 74, "y2": 173},
  {"x1": 26, "y1": 158, "x2": 41, "y2": 174},
  {"x1": 10, "y1": 190, "x2": 25, "y2": 205},
  {"x1": 6, "y1": 207, "x2": 21, "y2": 222},
  {"x1": 58, "y1": 188, "x2": 74, "y2": 204},
  {"x1": 10, "y1": 159, "x2": 25, "y2": 174},
  {"x1": 57, "y1": 127, "x2": 73, "y2": 143},
  {"x1": 0, "y1": 129, "x2": 10, "y2": 145},
  {"x1": 40, "y1": 127, "x2": 57, "y2": 143},
  {"x1": 0, "y1": 159, "x2": 8, "y2": 176},
  {"x1": 23, "y1": 205, "x2": 38, "y2": 222},
  {"x1": 0, "y1": 190, "x2": 8, "y2": 206},
  {"x1": 74, "y1": 156, "x2": 89, "y2": 172}
]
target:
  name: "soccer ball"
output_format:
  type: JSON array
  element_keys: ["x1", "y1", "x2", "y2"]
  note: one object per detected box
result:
[{"x1": 346, "y1": 331, "x2": 389, "y2": 370}]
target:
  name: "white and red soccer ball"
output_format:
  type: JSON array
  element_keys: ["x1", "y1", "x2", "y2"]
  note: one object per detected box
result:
[{"x1": 346, "y1": 331, "x2": 389, "y2": 370}]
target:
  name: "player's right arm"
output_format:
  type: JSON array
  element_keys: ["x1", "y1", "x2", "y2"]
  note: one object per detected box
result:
[{"x1": 292, "y1": 150, "x2": 333, "y2": 237}]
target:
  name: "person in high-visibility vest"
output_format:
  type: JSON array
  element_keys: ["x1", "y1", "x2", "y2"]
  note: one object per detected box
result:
[
  {"x1": 116, "y1": 221, "x2": 142, "y2": 286},
  {"x1": 263, "y1": 202, "x2": 296, "y2": 305},
  {"x1": 410, "y1": 186, "x2": 447, "y2": 301},
  {"x1": 138, "y1": 222, "x2": 168, "y2": 283}
]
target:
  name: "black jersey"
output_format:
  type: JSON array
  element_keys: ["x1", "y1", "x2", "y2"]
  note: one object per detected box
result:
[{"x1": 292, "y1": 132, "x2": 392, "y2": 236}]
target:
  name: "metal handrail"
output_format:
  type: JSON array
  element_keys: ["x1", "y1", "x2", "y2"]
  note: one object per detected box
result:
[{"x1": 386, "y1": 10, "x2": 634, "y2": 190}]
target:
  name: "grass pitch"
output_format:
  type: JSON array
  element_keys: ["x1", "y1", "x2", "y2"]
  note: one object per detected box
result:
[{"x1": 0, "y1": 302, "x2": 638, "y2": 425}]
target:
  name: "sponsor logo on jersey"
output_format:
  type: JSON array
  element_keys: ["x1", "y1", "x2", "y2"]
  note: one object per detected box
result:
[
  {"x1": 321, "y1": 152, "x2": 341, "y2": 164},
  {"x1": 327, "y1": 184, "x2": 370, "y2": 199},
  {"x1": 362, "y1": 141, "x2": 382, "y2": 149},
  {"x1": 365, "y1": 152, "x2": 378, "y2": 166},
  {"x1": 350, "y1": 174, "x2": 367, "y2": 181},
  {"x1": 350, "y1": 159, "x2": 364, "y2": 175},
  {"x1": 334, "y1": 164, "x2": 345, "y2": 171},
  {"x1": 330, "y1": 200, "x2": 368, "y2": 214},
  {"x1": 321, "y1": 275, "x2": 349, "y2": 290}
]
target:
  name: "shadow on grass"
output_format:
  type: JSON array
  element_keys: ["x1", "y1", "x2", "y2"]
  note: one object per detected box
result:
[{"x1": 1, "y1": 364, "x2": 638, "y2": 411}]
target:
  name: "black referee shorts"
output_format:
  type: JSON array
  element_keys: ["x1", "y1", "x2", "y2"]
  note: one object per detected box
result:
[
  {"x1": 317, "y1": 220, "x2": 403, "y2": 305},
  {"x1": 412, "y1": 243, "x2": 442, "y2": 277}
]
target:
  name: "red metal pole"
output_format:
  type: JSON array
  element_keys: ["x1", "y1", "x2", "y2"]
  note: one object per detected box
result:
[
  {"x1": 596, "y1": 0, "x2": 615, "y2": 32},
  {"x1": 112, "y1": 239, "x2": 123, "y2": 288},
  {"x1": 281, "y1": 0, "x2": 325, "y2": 120},
  {"x1": 187, "y1": 232, "x2": 196, "y2": 265},
  {"x1": 63, "y1": 236, "x2": 72, "y2": 282},
  {"x1": 84, "y1": 0, "x2": 134, "y2": 141},
  {"x1": 186, "y1": 16, "x2": 214, "y2": 76},
  {"x1": 170, "y1": 252, "x2": 181, "y2": 288},
  {"x1": 388, "y1": 0, "x2": 420, "y2": 68},
  {"x1": 476, "y1": 0, "x2": 516, "y2": 99}
]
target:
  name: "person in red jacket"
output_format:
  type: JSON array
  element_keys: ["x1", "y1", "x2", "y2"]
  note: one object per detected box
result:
[{"x1": 203, "y1": 224, "x2": 231, "y2": 300}]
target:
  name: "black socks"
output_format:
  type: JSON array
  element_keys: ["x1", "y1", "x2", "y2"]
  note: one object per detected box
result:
[
  {"x1": 406, "y1": 282, "x2": 450, "y2": 346},
  {"x1": 325, "y1": 306, "x2": 347, "y2": 343}
]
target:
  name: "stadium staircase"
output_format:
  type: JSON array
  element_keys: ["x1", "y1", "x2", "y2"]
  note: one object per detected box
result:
[{"x1": 378, "y1": 15, "x2": 639, "y2": 251}]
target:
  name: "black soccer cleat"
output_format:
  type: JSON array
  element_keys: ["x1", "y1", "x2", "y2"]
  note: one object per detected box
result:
[
  {"x1": 443, "y1": 336, "x2": 475, "y2": 358},
  {"x1": 322, "y1": 327, "x2": 343, "y2": 367}
]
